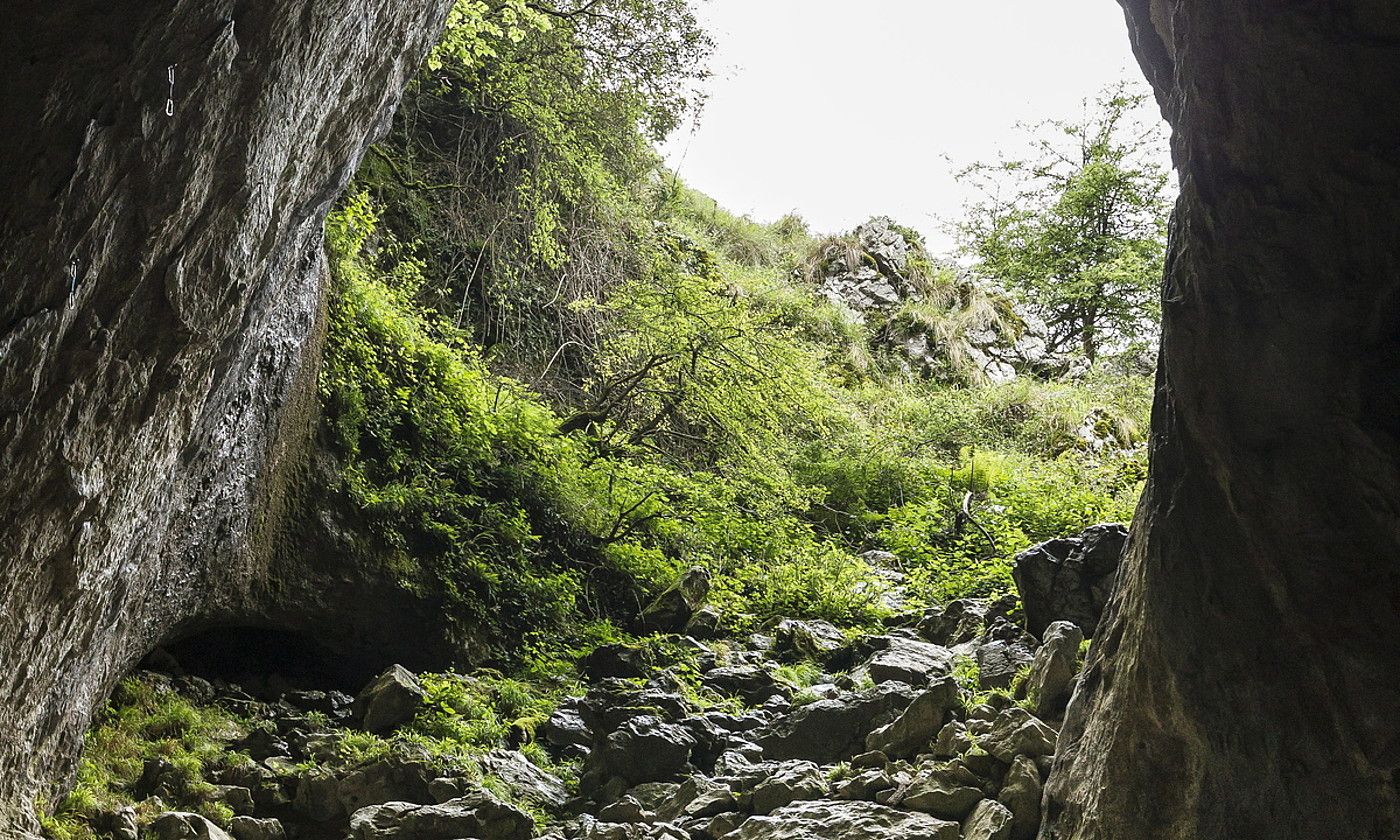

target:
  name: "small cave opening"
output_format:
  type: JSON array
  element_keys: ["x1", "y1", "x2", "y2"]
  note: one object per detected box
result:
[{"x1": 143, "y1": 625, "x2": 387, "y2": 699}]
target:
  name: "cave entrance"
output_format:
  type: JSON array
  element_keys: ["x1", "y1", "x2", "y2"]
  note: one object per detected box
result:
[{"x1": 148, "y1": 625, "x2": 384, "y2": 698}]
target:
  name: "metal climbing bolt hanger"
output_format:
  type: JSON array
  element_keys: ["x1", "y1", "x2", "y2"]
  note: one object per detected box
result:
[{"x1": 165, "y1": 64, "x2": 177, "y2": 117}]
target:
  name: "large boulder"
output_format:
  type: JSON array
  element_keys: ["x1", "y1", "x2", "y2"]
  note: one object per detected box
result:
[
  {"x1": 336, "y1": 757, "x2": 437, "y2": 814},
  {"x1": 702, "y1": 665, "x2": 789, "y2": 706},
  {"x1": 348, "y1": 790, "x2": 533, "y2": 840},
  {"x1": 756, "y1": 683, "x2": 915, "y2": 764},
  {"x1": 228, "y1": 817, "x2": 284, "y2": 840},
  {"x1": 864, "y1": 637, "x2": 955, "y2": 686},
  {"x1": 916, "y1": 600, "x2": 987, "y2": 647},
  {"x1": 580, "y1": 645, "x2": 650, "y2": 681},
  {"x1": 975, "y1": 639, "x2": 1035, "y2": 692},
  {"x1": 1012, "y1": 524, "x2": 1127, "y2": 637},
  {"x1": 542, "y1": 700, "x2": 593, "y2": 752},
  {"x1": 750, "y1": 761, "x2": 826, "y2": 814},
  {"x1": 961, "y1": 799, "x2": 1014, "y2": 840},
  {"x1": 478, "y1": 749, "x2": 570, "y2": 813},
  {"x1": 592, "y1": 715, "x2": 696, "y2": 785},
  {"x1": 1023, "y1": 621, "x2": 1084, "y2": 718},
  {"x1": 640, "y1": 567, "x2": 711, "y2": 633},
  {"x1": 865, "y1": 677, "x2": 959, "y2": 758},
  {"x1": 723, "y1": 799, "x2": 959, "y2": 840},
  {"x1": 979, "y1": 708, "x2": 1057, "y2": 762},
  {"x1": 885, "y1": 772, "x2": 985, "y2": 820},
  {"x1": 151, "y1": 813, "x2": 234, "y2": 840},
  {"x1": 773, "y1": 619, "x2": 846, "y2": 664},
  {"x1": 996, "y1": 755, "x2": 1042, "y2": 840},
  {"x1": 353, "y1": 666, "x2": 427, "y2": 735}
]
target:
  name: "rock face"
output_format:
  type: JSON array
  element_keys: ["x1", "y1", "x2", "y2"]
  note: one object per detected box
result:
[
  {"x1": 1012, "y1": 524, "x2": 1126, "y2": 638},
  {"x1": 725, "y1": 800, "x2": 959, "y2": 840},
  {"x1": 1043, "y1": 2, "x2": 1400, "y2": 838},
  {"x1": 0, "y1": 0, "x2": 450, "y2": 832},
  {"x1": 813, "y1": 219, "x2": 1058, "y2": 382}
]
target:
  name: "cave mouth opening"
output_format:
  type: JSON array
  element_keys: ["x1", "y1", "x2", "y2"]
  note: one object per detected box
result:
[{"x1": 144, "y1": 625, "x2": 386, "y2": 698}]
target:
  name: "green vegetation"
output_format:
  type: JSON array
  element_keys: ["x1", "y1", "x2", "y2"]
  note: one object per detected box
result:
[
  {"x1": 957, "y1": 82, "x2": 1170, "y2": 363},
  {"x1": 315, "y1": 0, "x2": 1157, "y2": 666},
  {"x1": 44, "y1": 5, "x2": 1167, "y2": 838},
  {"x1": 38, "y1": 677, "x2": 248, "y2": 839}
]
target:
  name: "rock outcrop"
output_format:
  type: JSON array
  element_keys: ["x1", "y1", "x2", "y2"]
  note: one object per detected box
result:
[
  {"x1": 1043, "y1": 2, "x2": 1400, "y2": 837},
  {"x1": 1012, "y1": 525, "x2": 1126, "y2": 638},
  {"x1": 812, "y1": 219, "x2": 1057, "y2": 383},
  {"x1": 0, "y1": 0, "x2": 450, "y2": 832}
]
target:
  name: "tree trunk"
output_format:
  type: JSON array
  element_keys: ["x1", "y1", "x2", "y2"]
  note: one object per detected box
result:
[
  {"x1": 1042, "y1": 2, "x2": 1400, "y2": 838},
  {"x1": 0, "y1": 1, "x2": 449, "y2": 833},
  {"x1": 1080, "y1": 304, "x2": 1098, "y2": 363}
]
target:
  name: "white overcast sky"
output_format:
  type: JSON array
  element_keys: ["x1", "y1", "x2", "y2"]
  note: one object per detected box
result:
[{"x1": 661, "y1": 0, "x2": 1166, "y2": 252}]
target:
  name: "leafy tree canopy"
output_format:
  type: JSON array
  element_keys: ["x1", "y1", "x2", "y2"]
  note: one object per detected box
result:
[{"x1": 957, "y1": 83, "x2": 1172, "y2": 363}]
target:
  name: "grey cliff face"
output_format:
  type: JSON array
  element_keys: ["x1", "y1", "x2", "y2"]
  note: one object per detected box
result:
[
  {"x1": 1042, "y1": 2, "x2": 1400, "y2": 838},
  {"x1": 0, "y1": 0, "x2": 451, "y2": 831}
]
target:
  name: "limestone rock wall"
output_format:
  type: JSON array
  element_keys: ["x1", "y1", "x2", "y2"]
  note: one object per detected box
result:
[
  {"x1": 0, "y1": 0, "x2": 450, "y2": 831},
  {"x1": 1042, "y1": 2, "x2": 1400, "y2": 837}
]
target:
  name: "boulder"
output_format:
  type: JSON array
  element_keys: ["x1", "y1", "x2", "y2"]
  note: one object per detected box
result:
[
  {"x1": 353, "y1": 666, "x2": 426, "y2": 735},
  {"x1": 702, "y1": 665, "x2": 789, "y2": 706},
  {"x1": 756, "y1": 683, "x2": 915, "y2": 764},
  {"x1": 931, "y1": 720, "x2": 972, "y2": 758},
  {"x1": 228, "y1": 817, "x2": 284, "y2": 840},
  {"x1": 886, "y1": 773, "x2": 985, "y2": 820},
  {"x1": 916, "y1": 600, "x2": 987, "y2": 647},
  {"x1": 723, "y1": 799, "x2": 959, "y2": 840},
  {"x1": 962, "y1": 799, "x2": 1014, "y2": 840},
  {"x1": 572, "y1": 820, "x2": 690, "y2": 840},
  {"x1": 212, "y1": 785, "x2": 255, "y2": 816},
  {"x1": 656, "y1": 776, "x2": 737, "y2": 821},
  {"x1": 1012, "y1": 524, "x2": 1126, "y2": 637},
  {"x1": 979, "y1": 708, "x2": 1057, "y2": 762},
  {"x1": 577, "y1": 680, "x2": 693, "y2": 736},
  {"x1": 593, "y1": 715, "x2": 696, "y2": 784},
  {"x1": 773, "y1": 619, "x2": 845, "y2": 663},
  {"x1": 975, "y1": 639, "x2": 1035, "y2": 692},
  {"x1": 107, "y1": 807, "x2": 139, "y2": 840},
  {"x1": 831, "y1": 769, "x2": 897, "y2": 802},
  {"x1": 348, "y1": 789, "x2": 533, "y2": 840},
  {"x1": 641, "y1": 567, "x2": 711, "y2": 633},
  {"x1": 701, "y1": 812, "x2": 747, "y2": 839},
  {"x1": 865, "y1": 677, "x2": 958, "y2": 758},
  {"x1": 336, "y1": 757, "x2": 436, "y2": 813},
  {"x1": 996, "y1": 755, "x2": 1042, "y2": 840},
  {"x1": 294, "y1": 770, "x2": 344, "y2": 822},
  {"x1": 865, "y1": 637, "x2": 955, "y2": 685},
  {"x1": 596, "y1": 796, "x2": 649, "y2": 823},
  {"x1": 543, "y1": 702, "x2": 593, "y2": 752},
  {"x1": 479, "y1": 749, "x2": 570, "y2": 813},
  {"x1": 151, "y1": 813, "x2": 233, "y2": 840},
  {"x1": 685, "y1": 606, "x2": 724, "y2": 639},
  {"x1": 581, "y1": 645, "x2": 650, "y2": 681},
  {"x1": 1024, "y1": 621, "x2": 1085, "y2": 718},
  {"x1": 750, "y1": 761, "x2": 825, "y2": 814}
]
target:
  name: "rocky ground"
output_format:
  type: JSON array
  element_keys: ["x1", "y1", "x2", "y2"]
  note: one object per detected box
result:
[{"x1": 82, "y1": 526, "x2": 1123, "y2": 840}]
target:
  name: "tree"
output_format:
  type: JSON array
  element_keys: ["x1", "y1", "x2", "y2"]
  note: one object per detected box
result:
[{"x1": 957, "y1": 83, "x2": 1171, "y2": 363}]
